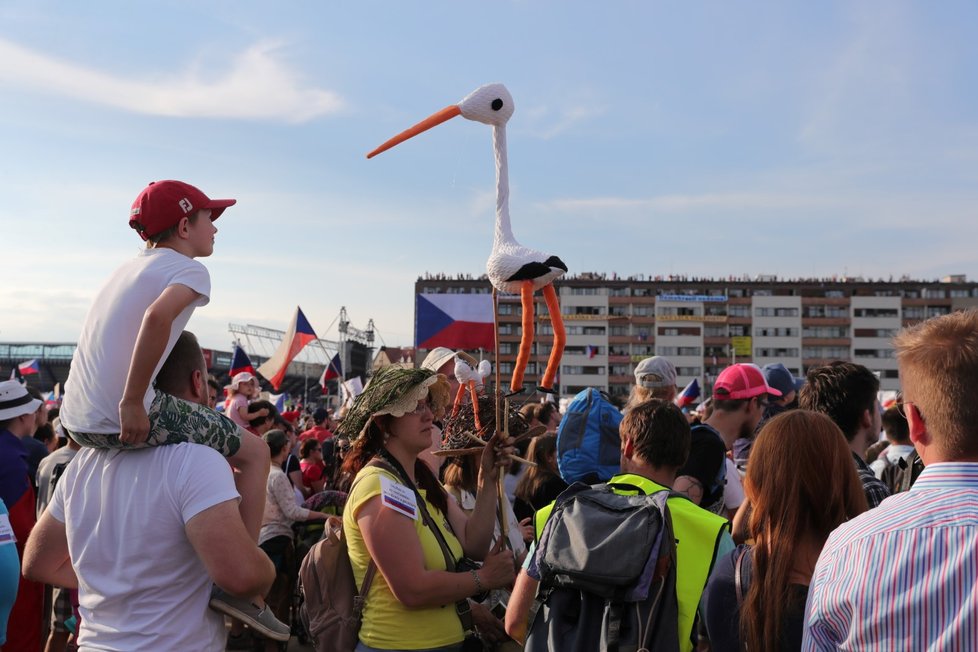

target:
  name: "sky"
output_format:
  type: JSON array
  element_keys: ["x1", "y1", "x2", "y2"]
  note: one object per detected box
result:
[{"x1": 2, "y1": 1, "x2": 977, "y2": 352}]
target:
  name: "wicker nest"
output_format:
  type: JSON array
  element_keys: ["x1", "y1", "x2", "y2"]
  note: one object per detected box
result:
[{"x1": 436, "y1": 395, "x2": 533, "y2": 456}]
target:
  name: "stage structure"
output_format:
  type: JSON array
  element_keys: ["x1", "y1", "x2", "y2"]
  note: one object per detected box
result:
[{"x1": 228, "y1": 307, "x2": 376, "y2": 405}]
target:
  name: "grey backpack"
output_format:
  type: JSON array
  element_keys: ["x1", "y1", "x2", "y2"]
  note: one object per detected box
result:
[{"x1": 525, "y1": 480, "x2": 680, "y2": 652}]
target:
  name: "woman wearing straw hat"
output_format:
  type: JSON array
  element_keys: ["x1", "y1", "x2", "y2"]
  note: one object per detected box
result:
[{"x1": 338, "y1": 366, "x2": 517, "y2": 652}]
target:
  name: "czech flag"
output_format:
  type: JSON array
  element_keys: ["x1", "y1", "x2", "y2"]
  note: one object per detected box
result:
[
  {"x1": 230, "y1": 344, "x2": 256, "y2": 377},
  {"x1": 416, "y1": 293, "x2": 494, "y2": 351},
  {"x1": 319, "y1": 353, "x2": 342, "y2": 392},
  {"x1": 675, "y1": 378, "x2": 701, "y2": 408},
  {"x1": 269, "y1": 393, "x2": 288, "y2": 412},
  {"x1": 258, "y1": 306, "x2": 319, "y2": 390},
  {"x1": 18, "y1": 359, "x2": 40, "y2": 375},
  {"x1": 585, "y1": 345, "x2": 597, "y2": 359}
]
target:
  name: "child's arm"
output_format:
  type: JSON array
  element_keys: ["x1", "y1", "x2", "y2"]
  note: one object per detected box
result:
[
  {"x1": 236, "y1": 403, "x2": 269, "y2": 421},
  {"x1": 120, "y1": 284, "x2": 202, "y2": 444}
]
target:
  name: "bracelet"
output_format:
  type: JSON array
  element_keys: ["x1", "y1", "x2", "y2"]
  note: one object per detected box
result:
[{"x1": 470, "y1": 569, "x2": 484, "y2": 594}]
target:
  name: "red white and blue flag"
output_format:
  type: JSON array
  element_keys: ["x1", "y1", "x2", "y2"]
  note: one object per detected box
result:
[
  {"x1": 416, "y1": 293, "x2": 494, "y2": 350},
  {"x1": 258, "y1": 306, "x2": 319, "y2": 390},
  {"x1": 585, "y1": 345, "x2": 597, "y2": 359},
  {"x1": 230, "y1": 344, "x2": 256, "y2": 377},
  {"x1": 675, "y1": 378, "x2": 701, "y2": 408},
  {"x1": 319, "y1": 353, "x2": 343, "y2": 392},
  {"x1": 18, "y1": 359, "x2": 40, "y2": 375}
]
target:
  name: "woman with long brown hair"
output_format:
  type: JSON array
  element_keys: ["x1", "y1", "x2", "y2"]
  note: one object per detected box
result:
[
  {"x1": 702, "y1": 410, "x2": 867, "y2": 651},
  {"x1": 512, "y1": 434, "x2": 567, "y2": 522},
  {"x1": 338, "y1": 366, "x2": 517, "y2": 652}
]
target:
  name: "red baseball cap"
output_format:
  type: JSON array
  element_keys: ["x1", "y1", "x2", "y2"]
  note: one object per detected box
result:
[
  {"x1": 129, "y1": 180, "x2": 236, "y2": 241},
  {"x1": 713, "y1": 363, "x2": 782, "y2": 400}
]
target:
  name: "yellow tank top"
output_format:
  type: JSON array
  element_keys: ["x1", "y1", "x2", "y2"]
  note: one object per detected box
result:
[{"x1": 344, "y1": 466, "x2": 465, "y2": 649}]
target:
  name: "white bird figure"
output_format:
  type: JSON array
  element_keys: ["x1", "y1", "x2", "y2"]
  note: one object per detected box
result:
[
  {"x1": 368, "y1": 83, "x2": 567, "y2": 394},
  {"x1": 451, "y1": 356, "x2": 493, "y2": 430}
]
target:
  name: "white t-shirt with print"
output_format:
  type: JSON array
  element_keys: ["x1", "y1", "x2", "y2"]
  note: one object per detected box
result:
[
  {"x1": 48, "y1": 444, "x2": 239, "y2": 652},
  {"x1": 61, "y1": 248, "x2": 210, "y2": 434}
]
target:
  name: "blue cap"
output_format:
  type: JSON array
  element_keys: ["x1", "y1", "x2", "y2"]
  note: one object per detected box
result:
[{"x1": 762, "y1": 363, "x2": 805, "y2": 396}]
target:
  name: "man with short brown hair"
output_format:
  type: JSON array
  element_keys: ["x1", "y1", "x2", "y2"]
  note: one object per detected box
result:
[{"x1": 799, "y1": 361, "x2": 889, "y2": 508}]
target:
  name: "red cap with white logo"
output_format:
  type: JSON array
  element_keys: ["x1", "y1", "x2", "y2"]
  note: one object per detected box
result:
[{"x1": 129, "y1": 180, "x2": 236, "y2": 241}]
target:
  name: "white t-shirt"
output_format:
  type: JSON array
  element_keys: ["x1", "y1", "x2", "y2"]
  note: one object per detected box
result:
[
  {"x1": 48, "y1": 444, "x2": 238, "y2": 652},
  {"x1": 61, "y1": 248, "x2": 210, "y2": 434},
  {"x1": 723, "y1": 457, "x2": 745, "y2": 511}
]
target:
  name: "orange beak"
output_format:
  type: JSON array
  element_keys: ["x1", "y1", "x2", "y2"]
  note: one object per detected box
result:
[{"x1": 367, "y1": 105, "x2": 463, "y2": 159}]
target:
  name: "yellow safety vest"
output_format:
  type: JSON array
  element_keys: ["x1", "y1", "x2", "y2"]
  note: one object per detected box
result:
[{"x1": 533, "y1": 473, "x2": 729, "y2": 652}]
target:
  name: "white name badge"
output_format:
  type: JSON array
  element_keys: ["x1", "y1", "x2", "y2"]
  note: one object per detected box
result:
[
  {"x1": 0, "y1": 513, "x2": 15, "y2": 545},
  {"x1": 380, "y1": 475, "x2": 418, "y2": 520}
]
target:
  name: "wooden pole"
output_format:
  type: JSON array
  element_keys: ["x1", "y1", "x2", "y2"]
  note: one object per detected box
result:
[{"x1": 491, "y1": 287, "x2": 510, "y2": 549}]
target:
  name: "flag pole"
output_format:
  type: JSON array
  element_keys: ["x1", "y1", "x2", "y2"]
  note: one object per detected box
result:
[{"x1": 491, "y1": 287, "x2": 510, "y2": 551}]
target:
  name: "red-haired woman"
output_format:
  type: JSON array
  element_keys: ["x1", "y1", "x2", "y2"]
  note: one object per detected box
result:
[{"x1": 702, "y1": 410, "x2": 867, "y2": 651}]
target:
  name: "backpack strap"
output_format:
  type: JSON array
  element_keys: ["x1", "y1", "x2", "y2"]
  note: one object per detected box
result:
[
  {"x1": 371, "y1": 453, "x2": 475, "y2": 634},
  {"x1": 734, "y1": 546, "x2": 749, "y2": 609},
  {"x1": 349, "y1": 466, "x2": 382, "y2": 619}
]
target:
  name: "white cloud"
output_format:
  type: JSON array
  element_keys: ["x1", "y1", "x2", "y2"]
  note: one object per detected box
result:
[
  {"x1": 535, "y1": 192, "x2": 836, "y2": 213},
  {"x1": 521, "y1": 103, "x2": 606, "y2": 139},
  {"x1": 0, "y1": 37, "x2": 344, "y2": 123}
]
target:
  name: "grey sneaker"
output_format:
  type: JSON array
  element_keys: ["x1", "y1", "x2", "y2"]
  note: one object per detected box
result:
[{"x1": 209, "y1": 587, "x2": 291, "y2": 642}]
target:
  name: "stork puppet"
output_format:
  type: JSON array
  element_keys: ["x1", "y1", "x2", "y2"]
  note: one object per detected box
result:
[{"x1": 368, "y1": 83, "x2": 567, "y2": 395}]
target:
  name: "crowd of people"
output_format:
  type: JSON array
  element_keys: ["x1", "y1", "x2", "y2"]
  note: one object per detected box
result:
[{"x1": 2, "y1": 178, "x2": 978, "y2": 652}]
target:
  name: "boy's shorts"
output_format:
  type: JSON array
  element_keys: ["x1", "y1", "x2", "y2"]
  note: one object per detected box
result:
[{"x1": 66, "y1": 390, "x2": 242, "y2": 457}]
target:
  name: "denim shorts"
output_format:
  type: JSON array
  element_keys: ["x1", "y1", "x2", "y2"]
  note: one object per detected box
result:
[{"x1": 66, "y1": 389, "x2": 242, "y2": 457}]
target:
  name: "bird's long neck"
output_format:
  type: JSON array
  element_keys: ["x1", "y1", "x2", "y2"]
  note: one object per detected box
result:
[{"x1": 493, "y1": 124, "x2": 516, "y2": 248}]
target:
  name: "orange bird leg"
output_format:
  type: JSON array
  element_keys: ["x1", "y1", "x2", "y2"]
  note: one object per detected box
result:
[
  {"x1": 539, "y1": 283, "x2": 565, "y2": 391},
  {"x1": 511, "y1": 280, "x2": 535, "y2": 394},
  {"x1": 451, "y1": 382, "x2": 468, "y2": 418},
  {"x1": 468, "y1": 380, "x2": 483, "y2": 431}
]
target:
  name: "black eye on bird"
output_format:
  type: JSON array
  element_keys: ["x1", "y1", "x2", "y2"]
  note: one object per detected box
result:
[{"x1": 491, "y1": 98, "x2": 504, "y2": 111}]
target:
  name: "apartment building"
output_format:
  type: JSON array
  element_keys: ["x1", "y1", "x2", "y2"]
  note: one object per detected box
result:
[{"x1": 416, "y1": 274, "x2": 978, "y2": 398}]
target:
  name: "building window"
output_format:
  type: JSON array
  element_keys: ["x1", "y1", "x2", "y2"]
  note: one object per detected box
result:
[
  {"x1": 676, "y1": 366, "x2": 701, "y2": 376},
  {"x1": 853, "y1": 308, "x2": 899, "y2": 318},
  {"x1": 727, "y1": 305, "x2": 750, "y2": 317},
  {"x1": 755, "y1": 348, "x2": 799, "y2": 357},
  {"x1": 804, "y1": 305, "x2": 849, "y2": 318},
  {"x1": 803, "y1": 346, "x2": 849, "y2": 359},
  {"x1": 755, "y1": 307, "x2": 799, "y2": 317},
  {"x1": 754, "y1": 327, "x2": 799, "y2": 337},
  {"x1": 658, "y1": 327, "x2": 701, "y2": 336},
  {"x1": 802, "y1": 326, "x2": 849, "y2": 338},
  {"x1": 563, "y1": 305, "x2": 606, "y2": 316},
  {"x1": 852, "y1": 328, "x2": 897, "y2": 338},
  {"x1": 853, "y1": 349, "x2": 895, "y2": 359}
]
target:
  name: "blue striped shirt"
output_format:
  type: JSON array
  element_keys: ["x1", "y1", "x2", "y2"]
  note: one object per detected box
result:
[{"x1": 803, "y1": 463, "x2": 978, "y2": 651}]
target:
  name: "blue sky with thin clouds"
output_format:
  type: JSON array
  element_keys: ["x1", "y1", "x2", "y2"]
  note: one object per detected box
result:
[{"x1": 2, "y1": 1, "x2": 976, "y2": 351}]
